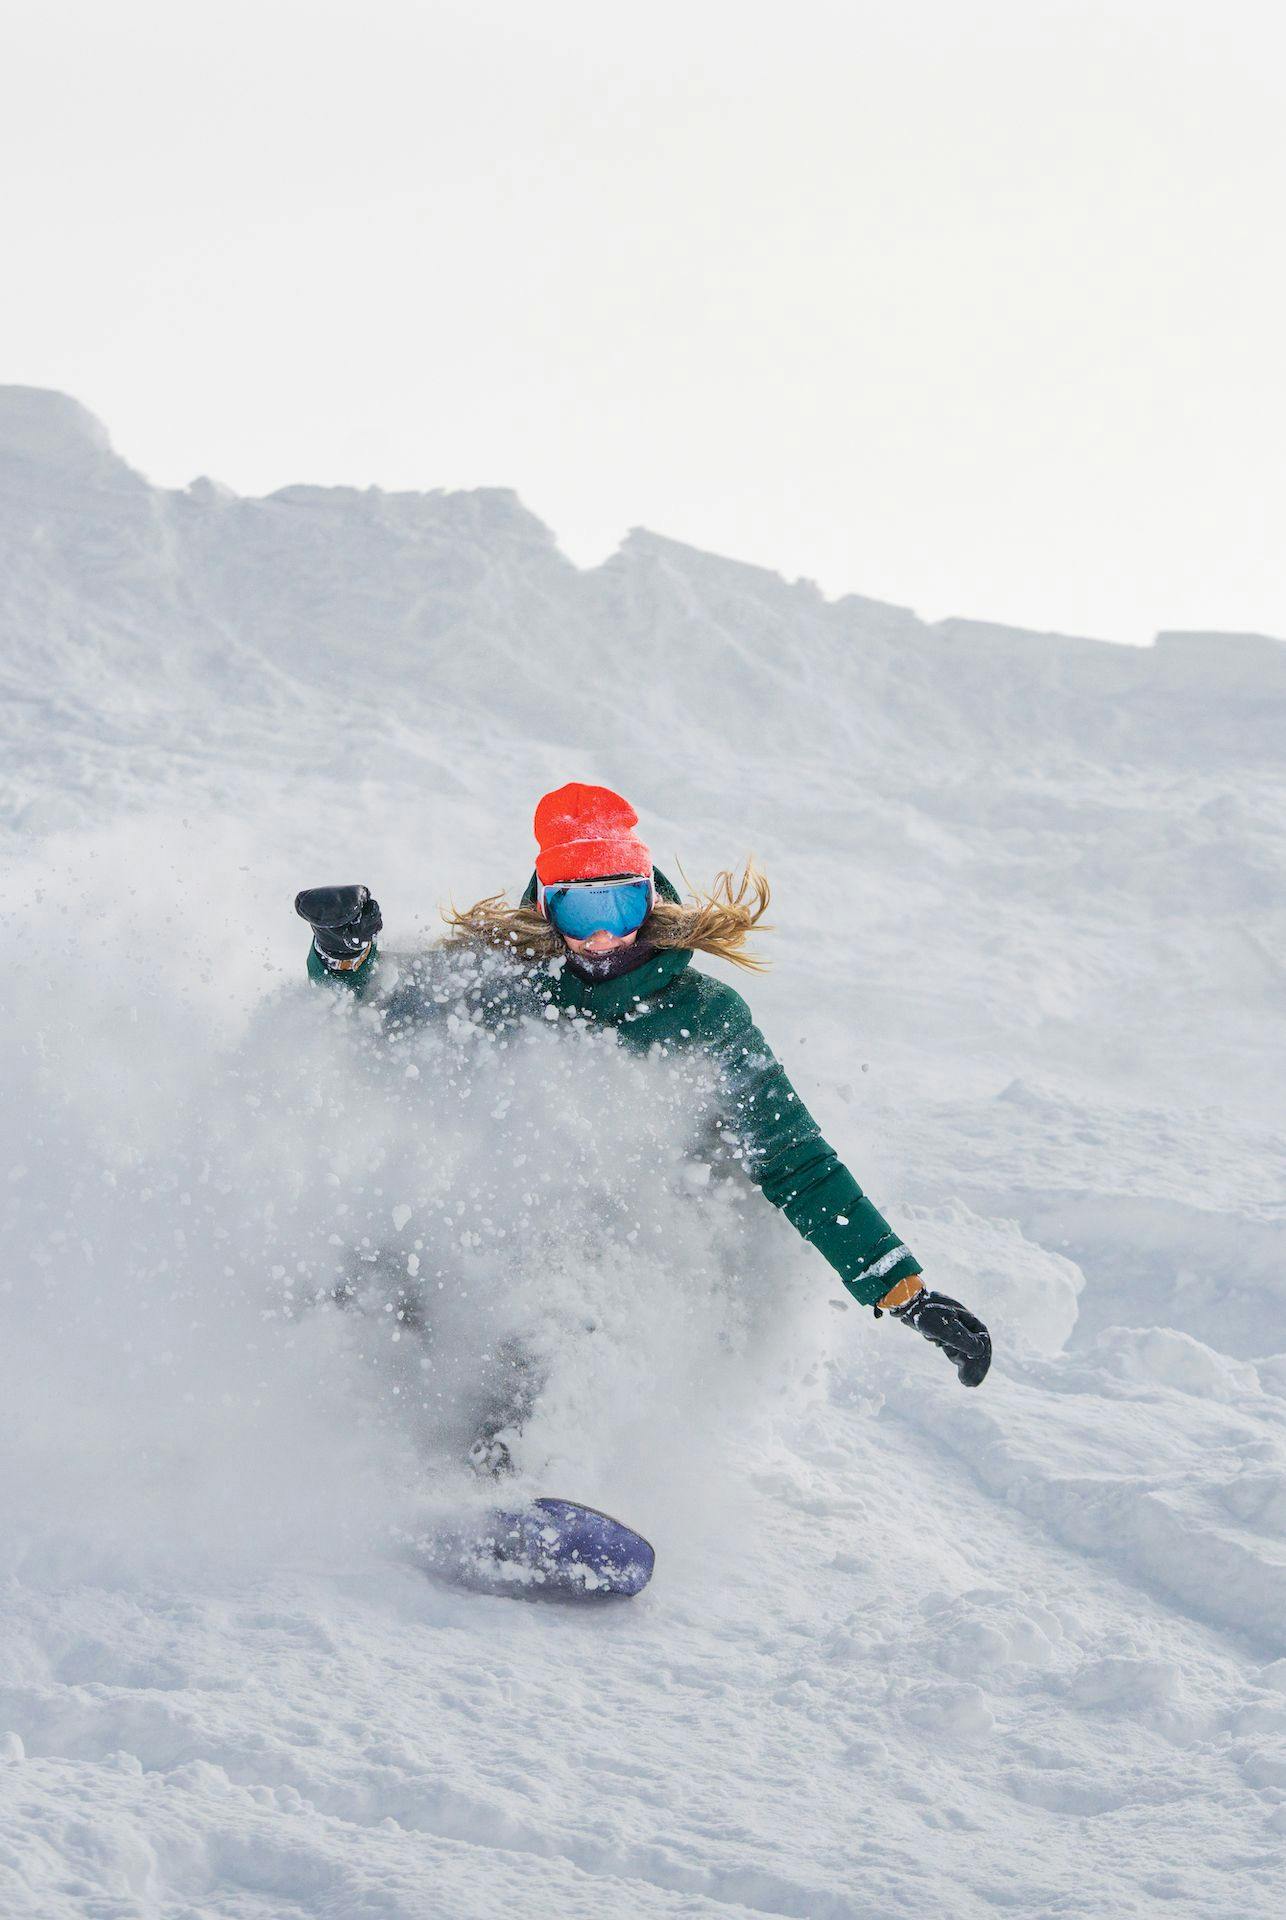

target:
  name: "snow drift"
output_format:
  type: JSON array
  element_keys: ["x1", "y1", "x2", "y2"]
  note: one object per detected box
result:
[{"x1": 2, "y1": 387, "x2": 1285, "y2": 1919}]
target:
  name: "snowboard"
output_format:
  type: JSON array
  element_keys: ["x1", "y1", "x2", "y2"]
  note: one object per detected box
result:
[{"x1": 427, "y1": 1496, "x2": 655, "y2": 1600}]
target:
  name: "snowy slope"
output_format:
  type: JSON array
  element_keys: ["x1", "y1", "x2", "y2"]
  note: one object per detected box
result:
[{"x1": 2, "y1": 386, "x2": 1286, "y2": 1918}]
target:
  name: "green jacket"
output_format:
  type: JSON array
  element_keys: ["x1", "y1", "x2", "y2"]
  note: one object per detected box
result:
[{"x1": 306, "y1": 874, "x2": 919, "y2": 1306}]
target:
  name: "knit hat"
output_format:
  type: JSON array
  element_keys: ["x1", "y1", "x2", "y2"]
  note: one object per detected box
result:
[{"x1": 533, "y1": 783, "x2": 653, "y2": 886}]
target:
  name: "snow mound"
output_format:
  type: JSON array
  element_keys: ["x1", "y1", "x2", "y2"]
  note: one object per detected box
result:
[
  {"x1": 1098, "y1": 1325, "x2": 1263, "y2": 1401},
  {"x1": 2, "y1": 396, "x2": 1285, "y2": 1918},
  {"x1": 900, "y1": 1202, "x2": 1084, "y2": 1355},
  {"x1": 0, "y1": 386, "x2": 118, "y2": 473}
]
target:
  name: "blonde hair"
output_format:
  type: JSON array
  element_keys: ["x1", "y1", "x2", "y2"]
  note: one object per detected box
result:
[{"x1": 442, "y1": 861, "x2": 772, "y2": 971}]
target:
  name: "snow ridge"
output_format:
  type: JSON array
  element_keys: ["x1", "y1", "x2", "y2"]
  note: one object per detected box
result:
[{"x1": 2, "y1": 392, "x2": 1285, "y2": 1918}]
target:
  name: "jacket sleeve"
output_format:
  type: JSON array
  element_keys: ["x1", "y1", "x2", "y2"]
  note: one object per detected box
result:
[{"x1": 705, "y1": 985, "x2": 920, "y2": 1306}]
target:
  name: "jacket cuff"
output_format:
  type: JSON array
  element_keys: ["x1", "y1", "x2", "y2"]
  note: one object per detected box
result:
[
  {"x1": 315, "y1": 938, "x2": 374, "y2": 972},
  {"x1": 844, "y1": 1247, "x2": 920, "y2": 1307},
  {"x1": 876, "y1": 1271, "x2": 924, "y2": 1311},
  {"x1": 306, "y1": 940, "x2": 378, "y2": 987}
]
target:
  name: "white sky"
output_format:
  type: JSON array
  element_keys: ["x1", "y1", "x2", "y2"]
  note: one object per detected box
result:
[{"x1": 2, "y1": 0, "x2": 1283, "y2": 644}]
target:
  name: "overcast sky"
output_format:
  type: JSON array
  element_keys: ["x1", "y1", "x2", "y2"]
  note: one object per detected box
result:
[{"x1": 3, "y1": 0, "x2": 1282, "y2": 644}]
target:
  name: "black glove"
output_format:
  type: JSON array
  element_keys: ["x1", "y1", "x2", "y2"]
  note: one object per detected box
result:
[
  {"x1": 878, "y1": 1288, "x2": 992, "y2": 1387},
  {"x1": 295, "y1": 884, "x2": 383, "y2": 961}
]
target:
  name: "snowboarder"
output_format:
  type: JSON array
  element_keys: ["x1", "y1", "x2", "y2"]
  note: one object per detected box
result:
[{"x1": 296, "y1": 783, "x2": 992, "y2": 1410}]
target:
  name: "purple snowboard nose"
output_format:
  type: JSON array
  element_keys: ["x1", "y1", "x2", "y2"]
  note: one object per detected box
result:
[{"x1": 431, "y1": 1497, "x2": 656, "y2": 1599}]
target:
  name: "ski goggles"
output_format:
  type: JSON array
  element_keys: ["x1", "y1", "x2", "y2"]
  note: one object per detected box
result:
[{"x1": 538, "y1": 875, "x2": 654, "y2": 940}]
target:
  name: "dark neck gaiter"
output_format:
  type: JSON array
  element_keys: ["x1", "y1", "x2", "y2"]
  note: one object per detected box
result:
[{"x1": 562, "y1": 938, "x2": 658, "y2": 985}]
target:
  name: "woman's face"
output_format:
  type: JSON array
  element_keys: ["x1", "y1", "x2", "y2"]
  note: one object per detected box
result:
[{"x1": 560, "y1": 927, "x2": 640, "y2": 958}]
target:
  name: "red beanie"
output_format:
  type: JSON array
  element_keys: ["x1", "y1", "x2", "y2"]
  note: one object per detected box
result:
[{"x1": 533, "y1": 783, "x2": 653, "y2": 886}]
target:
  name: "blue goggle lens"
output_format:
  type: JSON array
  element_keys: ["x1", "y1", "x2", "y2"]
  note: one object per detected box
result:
[{"x1": 542, "y1": 878, "x2": 653, "y2": 940}]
